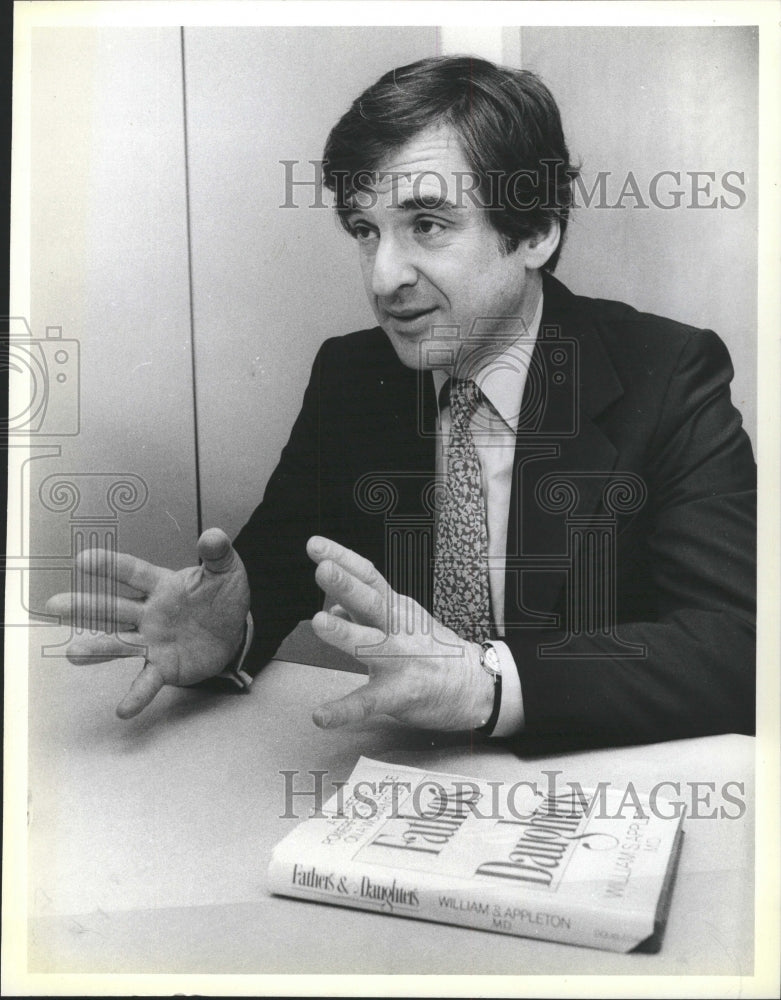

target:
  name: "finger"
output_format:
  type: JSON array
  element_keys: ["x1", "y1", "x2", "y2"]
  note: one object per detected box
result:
[
  {"x1": 311, "y1": 610, "x2": 386, "y2": 662},
  {"x1": 198, "y1": 527, "x2": 240, "y2": 575},
  {"x1": 307, "y1": 537, "x2": 388, "y2": 596},
  {"x1": 116, "y1": 662, "x2": 166, "y2": 719},
  {"x1": 322, "y1": 596, "x2": 352, "y2": 619},
  {"x1": 315, "y1": 561, "x2": 387, "y2": 629},
  {"x1": 46, "y1": 592, "x2": 143, "y2": 629},
  {"x1": 66, "y1": 631, "x2": 146, "y2": 665},
  {"x1": 76, "y1": 548, "x2": 162, "y2": 594},
  {"x1": 313, "y1": 682, "x2": 395, "y2": 729}
]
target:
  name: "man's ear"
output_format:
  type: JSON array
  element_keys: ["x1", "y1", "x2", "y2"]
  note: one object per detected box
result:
[{"x1": 523, "y1": 220, "x2": 561, "y2": 270}]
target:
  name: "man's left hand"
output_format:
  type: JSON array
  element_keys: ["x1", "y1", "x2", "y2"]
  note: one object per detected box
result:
[{"x1": 306, "y1": 536, "x2": 494, "y2": 731}]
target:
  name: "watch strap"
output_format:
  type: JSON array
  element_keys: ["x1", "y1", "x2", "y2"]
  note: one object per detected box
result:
[{"x1": 475, "y1": 641, "x2": 502, "y2": 735}]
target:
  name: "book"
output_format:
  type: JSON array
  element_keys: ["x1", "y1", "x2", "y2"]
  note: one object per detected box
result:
[{"x1": 268, "y1": 756, "x2": 685, "y2": 953}]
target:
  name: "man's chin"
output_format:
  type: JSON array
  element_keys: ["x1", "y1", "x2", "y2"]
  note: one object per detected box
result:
[{"x1": 382, "y1": 328, "x2": 459, "y2": 371}]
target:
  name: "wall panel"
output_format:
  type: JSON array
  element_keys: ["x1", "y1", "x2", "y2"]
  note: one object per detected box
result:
[
  {"x1": 26, "y1": 27, "x2": 198, "y2": 619},
  {"x1": 520, "y1": 27, "x2": 757, "y2": 447}
]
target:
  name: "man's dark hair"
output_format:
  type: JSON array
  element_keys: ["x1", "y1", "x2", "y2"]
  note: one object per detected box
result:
[{"x1": 322, "y1": 55, "x2": 578, "y2": 271}]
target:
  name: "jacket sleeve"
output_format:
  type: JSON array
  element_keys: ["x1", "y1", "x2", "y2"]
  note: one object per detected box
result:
[
  {"x1": 506, "y1": 328, "x2": 756, "y2": 749},
  {"x1": 232, "y1": 341, "x2": 332, "y2": 671}
]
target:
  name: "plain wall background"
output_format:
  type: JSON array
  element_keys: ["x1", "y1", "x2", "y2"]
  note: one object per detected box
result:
[
  {"x1": 25, "y1": 25, "x2": 757, "y2": 614},
  {"x1": 27, "y1": 27, "x2": 198, "y2": 613},
  {"x1": 520, "y1": 26, "x2": 757, "y2": 438}
]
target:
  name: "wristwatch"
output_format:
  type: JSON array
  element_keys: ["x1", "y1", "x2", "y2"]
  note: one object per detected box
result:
[{"x1": 475, "y1": 640, "x2": 502, "y2": 736}]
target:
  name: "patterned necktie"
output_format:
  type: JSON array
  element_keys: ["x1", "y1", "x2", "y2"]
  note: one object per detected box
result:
[{"x1": 433, "y1": 378, "x2": 491, "y2": 643}]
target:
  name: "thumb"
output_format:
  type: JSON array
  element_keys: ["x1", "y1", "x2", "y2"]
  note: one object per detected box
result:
[
  {"x1": 116, "y1": 661, "x2": 166, "y2": 719},
  {"x1": 313, "y1": 682, "x2": 392, "y2": 729},
  {"x1": 197, "y1": 527, "x2": 238, "y2": 575}
]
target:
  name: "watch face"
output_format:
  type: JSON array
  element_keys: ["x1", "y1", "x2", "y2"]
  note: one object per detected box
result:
[{"x1": 481, "y1": 643, "x2": 501, "y2": 676}]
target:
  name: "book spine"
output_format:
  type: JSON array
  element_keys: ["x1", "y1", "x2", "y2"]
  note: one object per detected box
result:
[{"x1": 267, "y1": 855, "x2": 651, "y2": 953}]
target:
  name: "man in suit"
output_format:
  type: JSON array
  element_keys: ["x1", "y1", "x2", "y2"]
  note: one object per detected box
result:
[{"x1": 49, "y1": 57, "x2": 755, "y2": 748}]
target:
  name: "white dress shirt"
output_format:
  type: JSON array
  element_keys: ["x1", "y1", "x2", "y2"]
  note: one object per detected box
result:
[{"x1": 432, "y1": 295, "x2": 543, "y2": 736}]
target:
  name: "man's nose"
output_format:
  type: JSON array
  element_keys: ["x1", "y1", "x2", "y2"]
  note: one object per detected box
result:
[{"x1": 369, "y1": 234, "x2": 418, "y2": 298}]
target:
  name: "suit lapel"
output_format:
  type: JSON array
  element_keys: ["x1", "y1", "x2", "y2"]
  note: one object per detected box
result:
[{"x1": 504, "y1": 274, "x2": 625, "y2": 625}]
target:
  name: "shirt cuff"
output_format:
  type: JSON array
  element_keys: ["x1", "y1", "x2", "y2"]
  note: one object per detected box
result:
[
  {"x1": 488, "y1": 640, "x2": 525, "y2": 737},
  {"x1": 214, "y1": 612, "x2": 255, "y2": 690}
]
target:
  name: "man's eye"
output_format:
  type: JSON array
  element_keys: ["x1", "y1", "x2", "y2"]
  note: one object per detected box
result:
[
  {"x1": 415, "y1": 218, "x2": 445, "y2": 236},
  {"x1": 350, "y1": 224, "x2": 377, "y2": 242}
]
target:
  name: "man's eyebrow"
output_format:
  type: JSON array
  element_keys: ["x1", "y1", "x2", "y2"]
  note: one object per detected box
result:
[
  {"x1": 396, "y1": 193, "x2": 460, "y2": 212},
  {"x1": 342, "y1": 192, "x2": 461, "y2": 216}
]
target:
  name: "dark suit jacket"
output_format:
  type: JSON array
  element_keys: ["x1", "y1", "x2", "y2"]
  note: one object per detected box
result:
[{"x1": 234, "y1": 274, "x2": 756, "y2": 749}]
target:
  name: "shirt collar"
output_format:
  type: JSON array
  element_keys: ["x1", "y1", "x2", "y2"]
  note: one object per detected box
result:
[{"x1": 432, "y1": 293, "x2": 543, "y2": 434}]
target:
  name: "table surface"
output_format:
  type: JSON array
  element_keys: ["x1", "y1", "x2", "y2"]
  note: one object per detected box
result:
[{"x1": 25, "y1": 625, "x2": 755, "y2": 976}]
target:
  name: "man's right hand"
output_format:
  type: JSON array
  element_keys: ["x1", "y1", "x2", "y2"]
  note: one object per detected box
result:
[{"x1": 45, "y1": 528, "x2": 251, "y2": 719}]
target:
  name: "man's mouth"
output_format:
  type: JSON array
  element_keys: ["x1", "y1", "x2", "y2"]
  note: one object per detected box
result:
[{"x1": 385, "y1": 306, "x2": 436, "y2": 322}]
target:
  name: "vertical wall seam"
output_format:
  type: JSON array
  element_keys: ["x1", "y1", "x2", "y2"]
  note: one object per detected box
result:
[{"x1": 180, "y1": 25, "x2": 203, "y2": 537}]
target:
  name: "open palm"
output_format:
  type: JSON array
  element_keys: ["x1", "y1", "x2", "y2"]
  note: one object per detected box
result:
[{"x1": 46, "y1": 528, "x2": 250, "y2": 718}]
